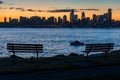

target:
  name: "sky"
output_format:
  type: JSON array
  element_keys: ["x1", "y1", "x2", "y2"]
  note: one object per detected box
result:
[{"x1": 0, "y1": 0, "x2": 120, "y2": 22}]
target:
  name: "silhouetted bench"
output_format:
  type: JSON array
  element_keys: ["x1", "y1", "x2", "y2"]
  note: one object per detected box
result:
[
  {"x1": 83, "y1": 43, "x2": 114, "y2": 60},
  {"x1": 7, "y1": 43, "x2": 43, "y2": 63}
]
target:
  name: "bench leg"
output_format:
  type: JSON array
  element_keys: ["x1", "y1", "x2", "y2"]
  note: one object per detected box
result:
[
  {"x1": 13, "y1": 52, "x2": 16, "y2": 64},
  {"x1": 105, "y1": 51, "x2": 108, "y2": 62},
  {"x1": 86, "y1": 52, "x2": 89, "y2": 61},
  {"x1": 105, "y1": 53, "x2": 107, "y2": 61},
  {"x1": 37, "y1": 53, "x2": 39, "y2": 61}
]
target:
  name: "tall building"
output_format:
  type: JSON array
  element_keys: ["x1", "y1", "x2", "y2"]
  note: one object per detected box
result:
[
  {"x1": 10, "y1": 19, "x2": 18, "y2": 25},
  {"x1": 9, "y1": 17, "x2": 11, "y2": 23},
  {"x1": 81, "y1": 12, "x2": 85, "y2": 20},
  {"x1": 54, "y1": 18, "x2": 57, "y2": 24},
  {"x1": 47, "y1": 16, "x2": 55, "y2": 24},
  {"x1": 63, "y1": 15, "x2": 67, "y2": 23},
  {"x1": 4, "y1": 17, "x2": 7, "y2": 23},
  {"x1": 93, "y1": 14, "x2": 97, "y2": 21},
  {"x1": 58, "y1": 16, "x2": 62, "y2": 24},
  {"x1": 107, "y1": 8, "x2": 112, "y2": 21},
  {"x1": 70, "y1": 9, "x2": 75, "y2": 23},
  {"x1": 42, "y1": 17, "x2": 46, "y2": 22},
  {"x1": 74, "y1": 15, "x2": 78, "y2": 21},
  {"x1": 20, "y1": 16, "x2": 27, "y2": 25},
  {"x1": 103, "y1": 13, "x2": 108, "y2": 21}
]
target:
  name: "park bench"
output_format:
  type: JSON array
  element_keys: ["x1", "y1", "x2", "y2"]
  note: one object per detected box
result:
[
  {"x1": 83, "y1": 43, "x2": 114, "y2": 60},
  {"x1": 7, "y1": 43, "x2": 43, "y2": 63}
]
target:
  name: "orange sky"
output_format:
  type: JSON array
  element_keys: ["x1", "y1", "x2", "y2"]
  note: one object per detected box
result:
[{"x1": 0, "y1": 0, "x2": 120, "y2": 22}]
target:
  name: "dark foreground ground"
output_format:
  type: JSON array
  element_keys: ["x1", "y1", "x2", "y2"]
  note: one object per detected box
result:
[
  {"x1": 0, "y1": 50, "x2": 120, "y2": 80},
  {"x1": 1, "y1": 65, "x2": 120, "y2": 80}
]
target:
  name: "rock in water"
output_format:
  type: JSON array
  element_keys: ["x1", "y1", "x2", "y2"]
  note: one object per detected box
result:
[{"x1": 70, "y1": 40, "x2": 84, "y2": 46}]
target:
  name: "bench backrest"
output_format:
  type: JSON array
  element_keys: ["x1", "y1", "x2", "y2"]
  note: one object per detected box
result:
[
  {"x1": 7, "y1": 43, "x2": 43, "y2": 53},
  {"x1": 85, "y1": 43, "x2": 114, "y2": 52}
]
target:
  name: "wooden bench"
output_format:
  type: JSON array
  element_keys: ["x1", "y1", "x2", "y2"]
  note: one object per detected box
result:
[
  {"x1": 83, "y1": 43, "x2": 114, "y2": 60},
  {"x1": 7, "y1": 43, "x2": 43, "y2": 63}
]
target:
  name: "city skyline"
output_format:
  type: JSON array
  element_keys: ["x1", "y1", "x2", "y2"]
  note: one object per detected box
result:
[
  {"x1": 2, "y1": 8, "x2": 113, "y2": 23},
  {"x1": 0, "y1": 0, "x2": 120, "y2": 22},
  {"x1": 1, "y1": 8, "x2": 120, "y2": 28}
]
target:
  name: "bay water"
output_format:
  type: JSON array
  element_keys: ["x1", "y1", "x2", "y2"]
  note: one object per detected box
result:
[{"x1": 0, "y1": 28, "x2": 119, "y2": 58}]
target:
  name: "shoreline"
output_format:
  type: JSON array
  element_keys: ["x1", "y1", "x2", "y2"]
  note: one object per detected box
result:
[
  {"x1": 0, "y1": 50, "x2": 120, "y2": 74},
  {"x1": 0, "y1": 50, "x2": 120, "y2": 80}
]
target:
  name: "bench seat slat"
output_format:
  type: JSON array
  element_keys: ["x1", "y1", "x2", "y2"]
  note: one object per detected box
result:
[
  {"x1": 7, "y1": 46, "x2": 43, "y2": 48},
  {"x1": 84, "y1": 43, "x2": 114, "y2": 52},
  {"x1": 7, "y1": 43, "x2": 43, "y2": 46},
  {"x1": 85, "y1": 50, "x2": 110, "y2": 52},
  {"x1": 85, "y1": 47, "x2": 113, "y2": 49},
  {"x1": 85, "y1": 48, "x2": 113, "y2": 51},
  {"x1": 7, "y1": 47, "x2": 43, "y2": 50},
  {"x1": 8, "y1": 50, "x2": 43, "y2": 53},
  {"x1": 7, "y1": 48, "x2": 43, "y2": 50},
  {"x1": 7, "y1": 45, "x2": 43, "y2": 47}
]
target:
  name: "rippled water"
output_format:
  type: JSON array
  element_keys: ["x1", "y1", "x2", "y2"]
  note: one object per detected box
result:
[{"x1": 0, "y1": 28, "x2": 120, "y2": 58}]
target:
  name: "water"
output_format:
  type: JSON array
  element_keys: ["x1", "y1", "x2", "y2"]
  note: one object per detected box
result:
[{"x1": 0, "y1": 28, "x2": 119, "y2": 58}]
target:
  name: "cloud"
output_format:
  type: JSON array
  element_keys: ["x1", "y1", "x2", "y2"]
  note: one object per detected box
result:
[
  {"x1": 1, "y1": 6, "x2": 99, "y2": 13},
  {"x1": 47, "y1": 8, "x2": 99, "y2": 13},
  {"x1": 9, "y1": 3, "x2": 14, "y2": 5},
  {"x1": 0, "y1": 1, "x2": 3, "y2": 4},
  {"x1": 47, "y1": 9, "x2": 77, "y2": 13},
  {"x1": 38, "y1": 10, "x2": 45, "y2": 12},
  {"x1": 3, "y1": 7, "x2": 7, "y2": 9},
  {"x1": 9, "y1": 7, "x2": 35, "y2": 12},
  {"x1": 26, "y1": 9, "x2": 36, "y2": 12},
  {"x1": 16, "y1": 8, "x2": 25, "y2": 11},
  {"x1": 26, "y1": 9, "x2": 45, "y2": 12},
  {"x1": 79, "y1": 8, "x2": 100, "y2": 11},
  {"x1": 38, "y1": 10, "x2": 42, "y2": 12},
  {"x1": 9, "y1": 7, "x2": 15, "y2": 9},
  {"x1": 117, "y1": 8, "x2": 120, "y2": 10},
  {"x1": 8, "y1": 7, "x2": 43, "y2": 12},
  {"x1": 0, "y1": 7, "x2": 7, "y2": 9}
]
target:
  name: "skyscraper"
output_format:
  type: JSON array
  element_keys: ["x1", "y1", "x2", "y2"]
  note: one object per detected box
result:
[
  {"x1": 93, "y1": 14, "x2": 97, "y2": 21},
  {"x1": 74, "y1": 15, "x2": 78, "y2": 21},
  {"x1": 81, "y1": 12, "x2": 85, "y2": 20},
  {"x1": 70, "y1": 9, "x2": 75, "y2": 23},
  {"x1": 107, "y1": 8, "x2": 112, "y2": 21},
  {"x1": 4, "y1": 17, "x2": 7, "y2": 23},
  {"x1": 9, "y1": 17, "x2": 11, "y2": 23},
  {"x1": 58, "y1": 16, "x2": 62, "y2": 24},
  {"x1": 63, "y1": 15, "x2": 67, "y2": 23}
]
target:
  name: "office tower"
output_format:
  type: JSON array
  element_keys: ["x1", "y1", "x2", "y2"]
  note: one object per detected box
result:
[
  {"x1": 42, "y1": 17, "x2": 46, "y2": 22},
  {"x1": 81, "y1": 12, "x2": 85, "y2": 20},
  {"x1": 58, "y1": 16, "x2": 62, "y2": 24},
  {"x1": 9, "y1": 17, "x2": 11, "y2": 23},
  {"x1": 4, "y1": 17, "x2": 7, "y2": 23},
  {"x1": 93, "y1": 14, "x2": 97, "y2": 21},
  {"x1": 74, "y1": 15, "x2": 78, "y2": 21},
  {"x1": 47, "y1": 16, "x2": 55, "y2": 24},
  {"x1": 107, "y1": 8, "x2": 112, "y2": 21},
  {"x1": 55, "y1": 18, "x2": 57, "y2": 24},
  {"x1": 10, "y1": 19, "x2": 18, "y2": 25},
  {"x1": 63, "y1": 15, "x2": 67, "y2": 23},
  {"x1": 103, "y1": 13, "x2": 108, "y2": 21},
  {"x1": 20, "y1": 16, "x2": 27, "y2": 25},
  {"x1": 70, "y1": 9, "x2": 75, "y2": 22}
]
